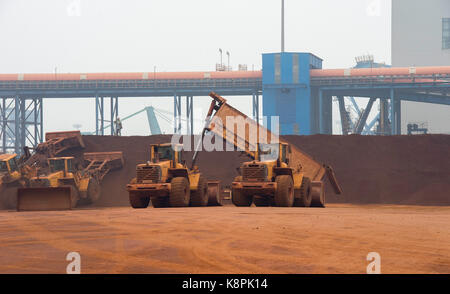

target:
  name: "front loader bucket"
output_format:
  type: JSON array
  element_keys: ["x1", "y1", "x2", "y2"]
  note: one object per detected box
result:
[
  {"x1": 207, "y1": 181, "x2": 222, "y2": 206},
  {"x1": 17, "y1": 187, "x2": 73, "y2": 211}
]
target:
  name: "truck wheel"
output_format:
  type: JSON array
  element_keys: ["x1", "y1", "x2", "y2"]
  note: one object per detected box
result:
[
  {"x1": 151, "y1": 197, "x2": 168, "y2": 208},
  {"x1": 190, "y1": 176, "x2": 208, "y2": 206},
  {"x1": 294, "y1": 177, "x2": 312, "y2": 207},
  {"x1": 169, "y1": 177, "x2": 190, "y2": 207},
  {"x1": 274, "y1": 175, "x2": 294, "y2": 207},
  {"x1": 310, "y1": 181, "x2": 326, "y2": 208},
  {"x1": 232, "y1": 189, "x2": 252, "y2": 206},
  {"x1": 253, "y1": 195, "x2": 270, "y2": 207},
  {"x1": 86, "y1": 178, "x2": 101, "y2": 204},
  {"x1": 129, "y1": 192, "x2": 150, "y2": 208}
]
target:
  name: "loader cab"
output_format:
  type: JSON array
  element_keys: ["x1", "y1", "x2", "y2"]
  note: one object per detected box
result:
[
  {"x1": 256, "y1": 143, "x2": 290, "y2": 165},
  {"x1": 0, "y1": 154, "x2": 19, "y2": 174},
  {"x1": 48, "y1": 157, "x2": 74, "y2": 174},
  {"x1": 150, "y1": 144, "x2": 183, "y2": 167}
]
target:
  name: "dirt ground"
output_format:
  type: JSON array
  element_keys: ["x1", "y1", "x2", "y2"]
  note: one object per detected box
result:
[{"x1": 0, "y1": 204, "x2": 448, "y2": 274}]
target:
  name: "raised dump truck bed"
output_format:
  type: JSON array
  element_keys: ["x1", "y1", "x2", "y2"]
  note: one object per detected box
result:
[
  {"x1": 24, "y1": 130, "x2": 85, "y2": 167},
  {"x1": 205, "y1": 92, "x2": 342, "y2": 198},
  {"x1": 84, "y1": 151, "x2": 124, "y2": 180}
]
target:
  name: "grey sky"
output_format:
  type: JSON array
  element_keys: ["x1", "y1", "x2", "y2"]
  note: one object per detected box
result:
[{"x1": 0, "y1": 0, "x2": 392, "y2": 135}]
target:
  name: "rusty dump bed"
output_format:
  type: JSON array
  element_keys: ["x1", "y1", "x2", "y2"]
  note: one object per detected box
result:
[
  {"x1": 207, "y1": 92, "x2": 342, "y2": 194},
  {"x1": 45, "y1": 130, "x2": 85, "y2": 149},
  {"x1": 83, "y1": 151, "x2": 124, "y2": 181},
  {"x1": 84, "y1": 152, "x2": 124, "y2": 170}
]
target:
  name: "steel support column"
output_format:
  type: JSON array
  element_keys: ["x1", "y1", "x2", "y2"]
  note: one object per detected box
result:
[
  {"x1": 110, "y1": 97, "x2": 119, "y2": 136},
  {"x1": 173, "y1": 94, "x2": 181, "y2": 134},
  {"x1": 186, "y1": 96, "x2": 193, "y2": 135},
  {"x1": 395, "y1": 98, "x2": 401, "y2": 135},
  {"x1": 95, "y1": 95, "x2": 105, "y2": 135},
  {"x1": 378, "y1": 98, "x2": 391, "y2": 135},
  {"x1": 252, "y1": 92, "x2": 260, "y2": 123},
  {"x1": 390, "y1": 88, "x2": 399, "y2": 135},
  {"x1": 0, "y1": 97, "x2": 43, "y2": 154},
  {"x1": 319, "y1": 90, "x2": 323, "y2": 134}
]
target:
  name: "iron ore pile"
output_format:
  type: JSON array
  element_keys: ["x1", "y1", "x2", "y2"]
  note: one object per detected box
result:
[{"x1": 76, "y1": 134, "x2": 450, "y2": 207}]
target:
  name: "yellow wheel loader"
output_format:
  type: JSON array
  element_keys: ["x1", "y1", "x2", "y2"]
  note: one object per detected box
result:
[
  {"x1": 200, "y1": 92, "x2": 343, "y2": 208},
  {"x1": 17, "y1": 151, "x2": 124, "y2": 211},
  {"x1": 127, "y1": 143, "x2": 221, "y2": 209},
  {"x1": 0, "y1": 153, "x2": 36, "y2": 209},
  {"x1": 17, "y1": 157, "x2": 87, "y2": 211}
]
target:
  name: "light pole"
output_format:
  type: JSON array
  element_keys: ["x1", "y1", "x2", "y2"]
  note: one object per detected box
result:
[
  {"x1": 281, "y1": 0, "x2": 285, "y2": 52},
  {"x1": 219, "y1": 48, "x2": 223, "y2": 67},
  {"x1": 226, "y1": 51, "x2": 230, "y2": 70}
]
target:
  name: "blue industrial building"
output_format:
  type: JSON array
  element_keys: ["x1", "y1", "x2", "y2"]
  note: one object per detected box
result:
[{"x1": 262, "y1": 52, "x2": 324, "y2": 135}]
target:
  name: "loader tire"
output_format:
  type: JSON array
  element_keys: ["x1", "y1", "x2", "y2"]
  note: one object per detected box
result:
[
  {"x1": 253, "y1": 195, "x2": 270, "y2": 207},
  {"x1": 1, "y1": 187, "x2": 17, "y2": 209},
  {"x1": 69, "y1": 185, "x2": 79, "y2": 208},
  {"x1": 232, "y1": 189, "x2": 252, "y2": 206},
  {"x1": 190, "y1": 176, "x2": 208, "y2": 207},
  {"x1": 294, "y1": 177, "x2": 312, "y2": 207},
  {"x1": 151, "y1": 197, "x2": 169, "y2": 208},
  {"x1": 274, "y1": 175, "x2": 294, "y2": 207},
  {"x1": 129, "y1": 192, "x2": 150, "y2": 209},
  {"x1": 310, "y1": 182, "x2": 326, "y2": 208},
  {"x1": 86, "y1": 178, "x2": 101, "y2": 204},
  {"x1": 169, "y1": 177, "x2": 190, "y2": 207}
]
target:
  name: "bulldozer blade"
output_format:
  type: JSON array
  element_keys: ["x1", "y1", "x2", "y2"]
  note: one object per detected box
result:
[
  {"x1": 17, "y1": 187, "x2": 73, "y2": 211},
  {"x1": 207, "y1": 181, "x2": 222, "y2": 206},
  {"x1": 84, "y1": 151, "x2": 124, "y2": 170}
]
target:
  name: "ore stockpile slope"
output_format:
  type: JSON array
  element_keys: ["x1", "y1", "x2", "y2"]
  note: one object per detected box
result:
[
  {"x1": 79, "y1": 134, "x2": 450, "y2": 207},
  {"x1": 2, "y1": 134, "x2": 447, "y2": 209}
]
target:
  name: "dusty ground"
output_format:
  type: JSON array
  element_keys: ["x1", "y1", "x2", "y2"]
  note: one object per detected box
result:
[{"x1": 0, "y1": 204, "x2": 448, "y2": 274}]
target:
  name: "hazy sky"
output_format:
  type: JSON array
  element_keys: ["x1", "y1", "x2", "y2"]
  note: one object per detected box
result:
[{"x1": 0, "y1": 0, "x2": 392, "y2": 135}]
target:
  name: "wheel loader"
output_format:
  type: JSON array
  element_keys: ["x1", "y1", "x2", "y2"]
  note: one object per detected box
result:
[
  {"x1": 0, "y1": 154, "x2": 36, "y2": 209},
  {"x1": 0, "y1": 131, "x2": 87, "y2": 210},
  {"x1": 17, "y1": 151, "x2": 124, "y2": 211},
  {"x1": 127, "y1": 143, "x2": 221, "y2": 209},
  {"x1": 199, "y1": 92, "x2": 343, "y2": 208},
  {"x1": 0, "y1": 152, "x2": 36, "y2": 209}
]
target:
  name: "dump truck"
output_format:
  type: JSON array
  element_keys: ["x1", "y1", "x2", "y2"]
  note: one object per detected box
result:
[
  {"x1": 24, "y1": 130, "x2": 85, "y2": 168},
  {"x1": 17, "y1": 151, "x2": 124, "y2": 211},
  {"x1": 127, "y1": 143, "x2": 222, "y2": 208},
  {"x1": 198, "y1": 92, "x2": 342, "y2": 207}
]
